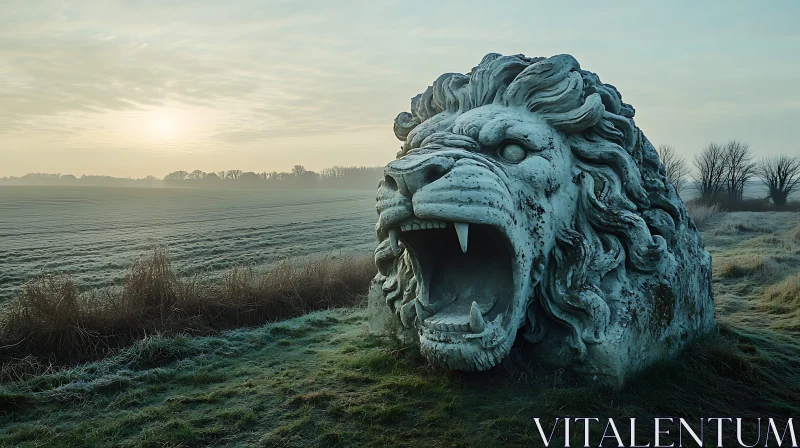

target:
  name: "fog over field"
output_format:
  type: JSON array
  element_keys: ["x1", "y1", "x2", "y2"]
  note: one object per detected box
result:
[
  {"x1": 3, "y1": 182, "x2": 797, "y2": 302},
  {"x1": 0, "y1": 187, "x2": 378, "y2": 301}
]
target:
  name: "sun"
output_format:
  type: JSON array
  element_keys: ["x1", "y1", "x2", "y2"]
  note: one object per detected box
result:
[
  {"x1": 156, "y1": 117, "x2": 174, "y2": 135},
  {"x1": 107, "y1": 104, "x2": 220, "y2": 146},
  {"x1": 149, "y1": 114, "x2": 179, "y2": 140},
  {"x1": 136, "y1": 107, "x2": 193, "y2": 142}
]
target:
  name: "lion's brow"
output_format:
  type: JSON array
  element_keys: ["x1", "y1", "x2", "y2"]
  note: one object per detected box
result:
[{"x1": 417, "y1": 132, "x2": 481, "y2": 152}]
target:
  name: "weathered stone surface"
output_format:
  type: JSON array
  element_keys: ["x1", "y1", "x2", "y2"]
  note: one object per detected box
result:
[{"x1": 370, "y1": 53, "x2": 714, "y2": 387}]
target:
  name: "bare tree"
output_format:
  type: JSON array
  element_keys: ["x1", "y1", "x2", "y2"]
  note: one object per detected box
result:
[
  {"x1": 188, "y1": 170, "x2": 206, "y2": 180},
  {"x1": 756, "y1": 155, "x2": 800, "y2": 207},
  {"x1": 225, "y1": 169, "x2": 243, "y2": 180},
  {"x1": 239, "y1": 171, "x2": 261, "y2": 183},
  {"x1": 693, "y1": 143, "x2": 729, "y2": 203},
  {"x1": 292, "y1": 165, "x2": 307, "y2": 177},
  {"x1": 656, "y1": 145, "x2": 689, "y2": 194},
  {"x1": 722, "y1": 140, "x2": 756, "y2": 201},
  {"x1": 164, "y1": 170, "x2": 189, "y2": 181}
]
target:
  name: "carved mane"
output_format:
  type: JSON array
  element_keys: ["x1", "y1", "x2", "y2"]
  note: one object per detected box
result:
[{"x1": 390, "y1": 53, "x2": 694, "y2": 359}]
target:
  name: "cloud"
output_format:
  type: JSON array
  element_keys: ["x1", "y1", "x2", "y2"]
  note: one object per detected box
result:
[
  {"x1": 0, "y1": 0, "x2": 409, "y2": 148},
  {"x1": 1, "y1": 0, "x2": 799, "y2": 177},
  {"x1": 0, "y1": 32, "x2": 259, "y2": 128}
]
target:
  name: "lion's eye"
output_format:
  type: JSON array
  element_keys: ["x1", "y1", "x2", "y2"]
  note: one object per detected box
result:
[{"x1": 498, "y1": 143, "x2": 527, "y2": 163}]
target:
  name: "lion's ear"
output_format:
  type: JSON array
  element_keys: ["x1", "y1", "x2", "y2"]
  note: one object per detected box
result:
[{"x1": 394, "y1": 112, "x2": 419, "y2": 142}]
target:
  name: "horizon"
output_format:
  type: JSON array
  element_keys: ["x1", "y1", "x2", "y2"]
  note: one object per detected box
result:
[
  {"x1": 0, "y1": 164, "x2": 385, "y2": 180},
  {"x1": 2, "y1": 0, "x2": 800, "y2": 178}
]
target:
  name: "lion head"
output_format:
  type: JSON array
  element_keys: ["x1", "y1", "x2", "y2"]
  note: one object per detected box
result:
[{"x1": 371, "y1": 53, "x2": 714, "y2": 384}]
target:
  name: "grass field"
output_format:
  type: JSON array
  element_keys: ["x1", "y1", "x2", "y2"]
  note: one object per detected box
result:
[{"x1": 1, "y1": 212, "x2": 799, "y2": 447}]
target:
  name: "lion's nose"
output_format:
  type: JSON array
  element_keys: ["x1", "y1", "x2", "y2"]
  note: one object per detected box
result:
[{"x1": 384, "y1": 154, "x2": 454, "y2": 197}]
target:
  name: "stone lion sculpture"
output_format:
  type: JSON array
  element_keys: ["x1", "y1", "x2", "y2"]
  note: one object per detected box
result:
[{"x1": 369, "y1": 53, "x2": 714, "y2": 387}]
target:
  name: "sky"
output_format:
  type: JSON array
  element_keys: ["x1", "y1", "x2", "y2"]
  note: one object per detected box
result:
[{"x1": 1, "y1": 0, "x2": 799, "y2": 178}]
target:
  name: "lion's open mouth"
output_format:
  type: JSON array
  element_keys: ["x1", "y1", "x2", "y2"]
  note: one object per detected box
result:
[{"x1": 389, "y1": 217, "x2": 515, "y2": 343}]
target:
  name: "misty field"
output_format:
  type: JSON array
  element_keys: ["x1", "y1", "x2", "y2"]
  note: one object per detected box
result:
[
  {"x1": 0, "y1": 211, "x2": 798, "y2": 447},
  {"x1": 0, "y1": 187, "x2": 378, "y2": 302}
]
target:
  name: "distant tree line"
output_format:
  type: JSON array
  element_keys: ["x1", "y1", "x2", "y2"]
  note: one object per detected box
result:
[
  {"x1": 161, "y1": 165, "x2": 383, "y2": 189},
  {"x1": 657, "y1": 141, "x2": 800, "y2": 208},
  {"x1": 0, "y1": 173, "x2": 162, "y2": 188},
  {"x1": 0, "y1": 165, "x2": 385, "y2": 190}
]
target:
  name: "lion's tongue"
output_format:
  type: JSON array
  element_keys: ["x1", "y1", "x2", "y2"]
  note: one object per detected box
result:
[{"x1": 428, "y1": 254, "x2": 505, "y2": 322}]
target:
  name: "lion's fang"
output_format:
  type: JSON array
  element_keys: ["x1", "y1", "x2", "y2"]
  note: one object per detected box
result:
[
  {"x1": 454, "y1": 222, "x2": 469, "y2": 253},
  {"x1": 469, "y1": 301, "x2": 485, "y2": 333},
  {"x1": 388, "y1": 228, "x2": 400, "y2": 256}
]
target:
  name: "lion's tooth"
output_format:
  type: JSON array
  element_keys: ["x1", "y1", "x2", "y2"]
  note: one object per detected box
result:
[
  {"x1": 454, "y1": 222, "x2": 469, "y2": 253},
  {"x1": 491, "y1": 313, "x2": 504, "y2": 326},
  {"x1": 412, "y1": 224, "x2": 420, "y2": 230},
  {"x1": 469, "y1": 301, "x2": 485, "y2": 333},
  {"x1": 388, "y1": 228, "x2": 400, "y2": 256},
  {"x1": 415, "y1": 300, "x2": 431, "y2": 322}
]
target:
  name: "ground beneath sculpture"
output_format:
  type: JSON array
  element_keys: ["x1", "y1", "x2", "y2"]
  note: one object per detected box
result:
[{"x1": 1, "y1": 212, "x2": 798, "y2": 447}]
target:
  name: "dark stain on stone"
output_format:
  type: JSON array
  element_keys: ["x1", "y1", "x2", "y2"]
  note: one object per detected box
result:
[{"x1": 651, "y1": 282, "x2": 676, "y2": 330}]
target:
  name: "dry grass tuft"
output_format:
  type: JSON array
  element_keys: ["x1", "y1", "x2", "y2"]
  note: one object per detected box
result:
[
  {"x1": 0, "y1": 248, "x2": 376, "y2": 367},
  {"x1": 0, "y1": 355, "x2": 57, "y2": 383},
  {"x1": 792, "y1": 226, "x2": 800, "y2": 241},
  {"x1": 718, "y1": 253, "x2": 767, "y2": 279},
  {"x1": 743, "y1": 235, "x2": 782, "y2": 247},
  {"x1": 712, "y1": 215, "x2": 776, "y2": 236},
  {"x1": 709, "y1": 198, "x2": 800, "y2": 212},
  {"x1": 760, "y1": 273, "x2": 800, "y2": 329},
  {"x1": 123, "y1": 248, "x2": 179, "y2": 319},
  {"x1": 288, "y1": 388, "x2": 335, "y2": 406},
  {"x1": 686, "y1": 202, "x2": 721, "y2": 227}
]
